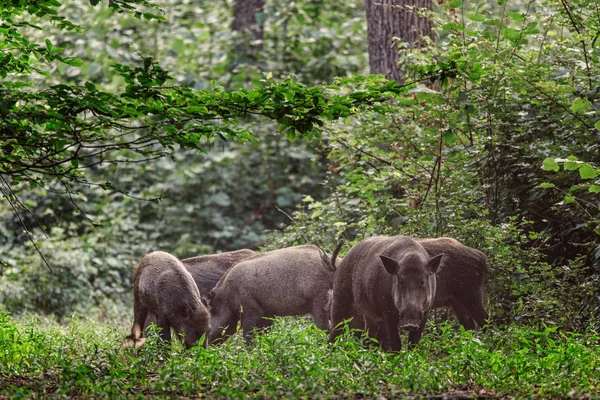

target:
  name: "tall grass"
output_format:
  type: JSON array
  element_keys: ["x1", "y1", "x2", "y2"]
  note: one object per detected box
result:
[{"x1": 1, "y1": 310, "x2": 598, "y2": 398}]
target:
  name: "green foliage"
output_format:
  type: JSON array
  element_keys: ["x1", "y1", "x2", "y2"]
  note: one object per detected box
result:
[
  {"x1": 0, "y1": 221, "x2": 143, "y2": 318},
  {"x1": 0, "y1": 0, "x2": 391, "y2": 227},
  {"x1": 268, "y1": 0, "x2": 600, "y2": 330},
  {"x1": 1, "y1": 312, "x2": 599, "y2": 398},
  {"x1": 0, "y1": 0, "x2": 391, "y2": 306}
]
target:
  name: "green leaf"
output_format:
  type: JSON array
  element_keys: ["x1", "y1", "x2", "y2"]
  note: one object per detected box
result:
[
  {"x1": 186, "y1": 105, "x2": 208, "y2": 114},
  {"x1": 563, "y1": 194, "x2": 575, "y2": 205},
  {"x1": 564, "y1": 157, "x2": 580, "y2": 171},
  {"x1": 571, "y1": 98, "x2": 589, "y2": 114},
  {"x1": 507, "y1": 12, "x2": 525, "y2": 22},
  {"x1": 71, "y1": 159, "x2": 79, "y2": 168},
  {"x1": 535, "y1": 183, "x2": 555, "y2": 189},
  {"x1": 45, "y1": 39, "x2": 53, "y2": 51},
  {"x1": 442, "y1": 132, "x2": 457, "y2": 145},
  {"x1": 502, "y1": 28, "x2": 522, "y2": 41},
  {"x1": 467, "y1": 13, "x2": 486, "y2": 22},
  {"x1": 448, "y1": 0, "x2": 462, "y2": 8},
  {"x1": 589, "y1": 184, "x2": 600, "y2": 193},
  {"x1": 595, "y1": 120, "x2": 600, "y2": 131},
  {"x1": 89, "y1": 0, "x2": 101, "y2": 5},
  {"x1": 542, "y1": 158, "x2": 560, "y2": 172},
  {"x1": 64, "y1": 57, "x2": 84, "y2": 66},
  {"x1": 579, "y1": 164, "x2": 598, "y2": 179},
  {"x1": 310, "y1": 209, "x2": 323, "y2": 219}
]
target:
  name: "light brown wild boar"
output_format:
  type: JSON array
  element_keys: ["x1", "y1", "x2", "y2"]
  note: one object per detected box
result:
[
  {"x1": 125, "y1": 251, "x2": 210, "y2": 349},
  {"x1": 329, "y1": 236, "x2": 444, "y2": 352},
  {"x1": 205, "y1": 245, "x2": 335, "y2": 343},
  {"x1": 142, "y1": 249, "x2": 257, "y2": 331},
  {"x1": 329, "y1": 237, "x2": 488, "y2": 345}
]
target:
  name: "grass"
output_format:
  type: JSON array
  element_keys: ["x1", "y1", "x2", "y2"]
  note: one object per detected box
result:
[{"x1": 1, "y1": 309, "x2": 599, "y2": 399}]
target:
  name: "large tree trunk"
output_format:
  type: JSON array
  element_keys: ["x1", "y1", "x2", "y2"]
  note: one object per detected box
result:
[
  {"x1": 366, "y1": 0, "x2": 433, "y2": 83},
  {"x1": 231, "y1": 0, "x2": 265, "y2": 66}
]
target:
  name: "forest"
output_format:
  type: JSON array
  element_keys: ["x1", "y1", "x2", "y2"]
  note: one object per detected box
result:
[{"x1": 0, "y1": 0, "x2": 599, "y2": 398}]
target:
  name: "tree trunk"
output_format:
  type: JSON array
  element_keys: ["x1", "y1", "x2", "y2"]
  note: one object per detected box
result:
[
  {"x1": 231, "y1": 0, "x2": 265, "y2": 66},
  {"x1": 366, "y1": 0, "x2": 433, "y2": 83}
]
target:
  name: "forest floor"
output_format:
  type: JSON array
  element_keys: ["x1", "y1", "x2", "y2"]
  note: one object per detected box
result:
[{"x1": 1, "y1": 311, "x2": 598, "y2": 399}]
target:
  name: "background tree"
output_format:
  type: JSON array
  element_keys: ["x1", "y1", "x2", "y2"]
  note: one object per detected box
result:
[
  {"x1": 366, "y1": 0, "x2": 433, "y2": 83},
  {"x1": 231, "y1": 0, "x2": 265, "y2": 67}
]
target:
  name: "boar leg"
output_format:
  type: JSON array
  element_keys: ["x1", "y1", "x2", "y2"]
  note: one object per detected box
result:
[
  {"x1": 311, "y1": 296, "x2": 331, "y2": 331},
  {"x1": 382, "y1": 311, "x2": 401, "y2": 352},
  {"x1": 466, "y1": 301, "x2": 488, "y2": 329},
  {"x1": 126, "y1": 301, "x2": 149, "y2": 347},
  {"x1": 156, "y1": 316, "x2": 172, "y2": 342},
  {"x1": 143, "y1": 313, "x2": 158, "y2": 335},
  {"x1": 364, "y1": 318, "x2": 384, "y2": 347},
  {"x1": 329, "y1": 294, "x2": 355, "y2": 342},
  {"x1": 240, "y1": 305, "x2": 270, "y2": 343},
  {"x1": 451, "y1": 301, "x2": 476, "y2": 330}
]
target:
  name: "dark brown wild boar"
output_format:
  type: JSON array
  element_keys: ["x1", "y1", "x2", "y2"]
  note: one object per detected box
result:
[
  {"x1": 329, "y1": 236, "x2": 443, "y2": 351},
  {"x1": 181, "y1": 249, "x2": 257, "y2": 297},
  {"x1": 125, "y1": 251, "x2": 210, "y2": 349},
  {"x1": 329, "y1": 237, "x2": 488, "y2": 345},
  {"x1": 206, "y1": 245, "x2": 334, "y2": 343},
  {"x1": 418, "y1": 238, "x2": 488, "y2": 330}
]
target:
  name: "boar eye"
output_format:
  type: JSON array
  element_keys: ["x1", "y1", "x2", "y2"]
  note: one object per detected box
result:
[{"x1": 399, "y1": 279, "x2": 405, "y2": 286}]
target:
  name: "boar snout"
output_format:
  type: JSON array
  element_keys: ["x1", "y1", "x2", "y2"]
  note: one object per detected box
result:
[
  {"x1": 398, "y1": 308, "x2": 424, "y2": 332},
  {"x1": 401, "y1": 323, "x2": 420, "y2": 332}
]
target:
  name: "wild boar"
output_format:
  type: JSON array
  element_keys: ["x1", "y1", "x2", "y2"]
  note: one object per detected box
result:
[
  {"x1": 125, "y1": 251, "x2": 210, "y2": 349},
  {"x1": 329, "y1": 236, "x2": 443, "y2": 351},
  {"x1": 418, "y1": 238, "x2": 488, "y2": 331},
  {"x1": 206, "y1": 245, "x2": 334, "y2": 343},
  {"x1": 329, "y1": 237, "x2": 488, "y2": 345},
  {"x1": 142, "y1": 249, "x2": 256, "y2": 330},
  {"x1": 181, "y1": 249, "x2": 257, "y2": 297}
]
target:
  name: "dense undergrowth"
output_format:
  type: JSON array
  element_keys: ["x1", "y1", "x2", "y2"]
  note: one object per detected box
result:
[{"x1": 1, "y1": 310, "x2": 598, "y2": 399}]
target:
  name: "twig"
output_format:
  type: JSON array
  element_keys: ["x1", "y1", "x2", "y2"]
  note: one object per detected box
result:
[
  {"x1": 0, "y1": 176, "x2": 52, "y2": 271},
  {"x1": 559, "y1": 0, "x2": 592, "y2": 90},
  {"x1": 333, "y1": 139, "x2": 420, "y2": 182}
]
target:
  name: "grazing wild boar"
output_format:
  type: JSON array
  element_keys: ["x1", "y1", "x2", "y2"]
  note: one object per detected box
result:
[
  {"x1": 329, "y1": 236, "x2": 443, "y2": 351},
  {"x1": 125, "y1": 251, "x2": 210, "y2": 349},
  {"x1": 329, "y1": 237, "x2": 488, "y2": 345},
  {"x1": 181, "y1": 249, "x2": 257, "y2": 297},
  {"x1": 143, "y1": 249, "x2": 257, "y2": 330},
  {"x1": 206, "y1": 245, "x2": 335, "y2": 343}
]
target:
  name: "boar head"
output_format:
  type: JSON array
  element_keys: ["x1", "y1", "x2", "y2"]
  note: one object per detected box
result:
[
  {"x1": 205, "y1": 288, "x2": 238, "y2": 344},
  {"x1": 379, "y1": 252, "x2": 443, "y2": 332}
]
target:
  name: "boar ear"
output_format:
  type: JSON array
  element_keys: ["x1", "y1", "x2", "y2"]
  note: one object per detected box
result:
[
  {"x1": 380, "y1": 255, "x2": 399, "y2": 275},
  {"x1": 426, "y1": 253, "x2": 444, "y2": 274}
]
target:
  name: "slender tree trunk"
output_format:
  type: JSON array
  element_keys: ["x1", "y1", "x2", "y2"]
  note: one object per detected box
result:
[
  {"x1": 231, "y1": 0, "x2": 265, "y2": 66},
  {"x1": 366, "y1": 0, "x2": 433, "y2": 83}
]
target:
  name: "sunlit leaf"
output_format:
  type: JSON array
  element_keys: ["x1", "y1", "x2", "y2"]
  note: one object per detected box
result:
[{"x1": 579, "y1": 165, "x2": 598, "y2": 179}]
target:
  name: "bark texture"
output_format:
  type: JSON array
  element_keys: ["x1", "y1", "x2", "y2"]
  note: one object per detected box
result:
[
  {"x1": 366, "y1": 0, "x2": 433, "y2": 83},
  {"x1": 232, "y1": 0, "x2": 265, "y2": 65}
]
